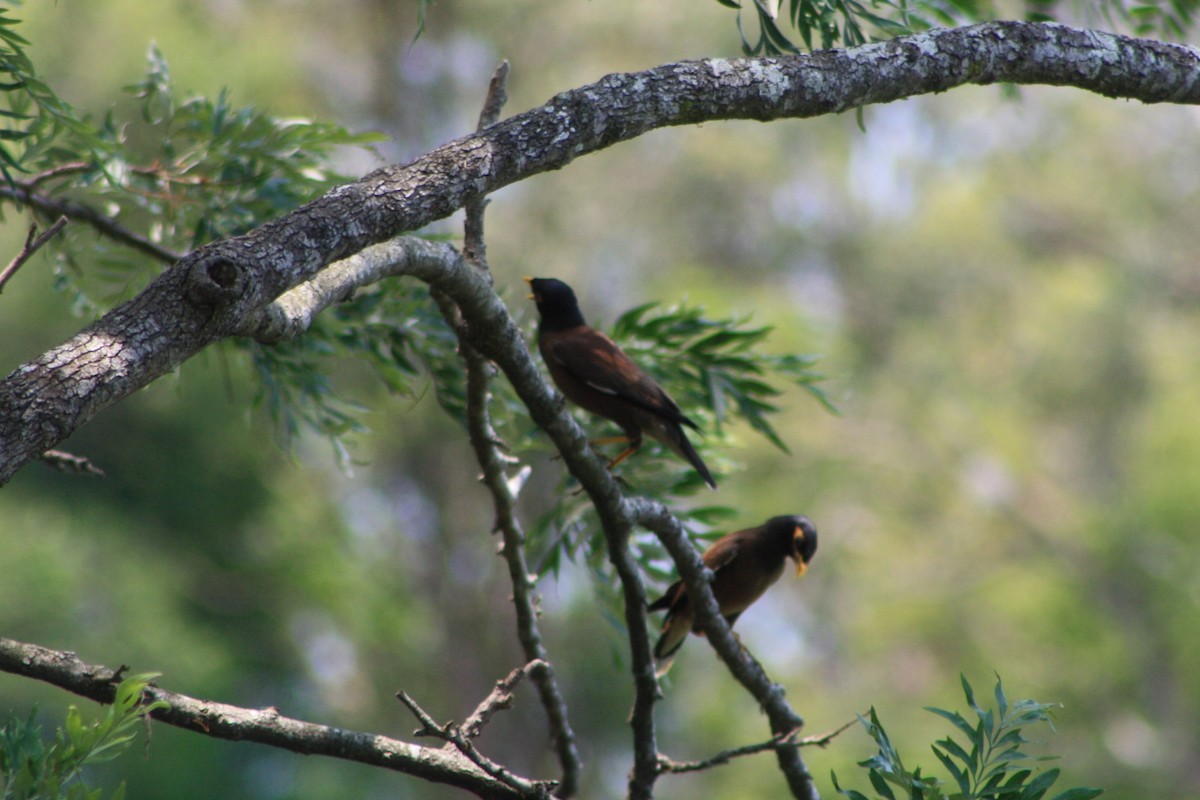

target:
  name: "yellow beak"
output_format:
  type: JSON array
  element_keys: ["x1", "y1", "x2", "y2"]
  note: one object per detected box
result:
[
  {"x1": 523, "y1": 275, "x2": 537, "y2": 300},
  {"x1": 795, "y1": 560, "x2": 808, "y2": 578}
]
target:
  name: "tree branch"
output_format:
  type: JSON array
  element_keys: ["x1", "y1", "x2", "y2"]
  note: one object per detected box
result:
[
  {"x1": 397, "y1": 688, "x2": 554, "y2": 798},
  {"x1": 0, "y1": 183, "x2": 182, "y2": 264},
  {"x1": 459, "y1": 660, "x2": 545, "y2": 740},
  {"x1": 0, "y1": 216, "x2": 68, "y2": 294},
  {"x1": 656, "y1": 718, "x2": 855, "y2": 775},
  {"x1": 433, "y1": 59, "x2": 583, "y2": 797},
  {"x1": 0, "y1": 636, "x2": 533, "y2": 800},
  {"x1": 397, "y1": 252, "x2": 702, "y2": 800},
  {"x1": 4, "y1": 20, "x2": 1199, "y2": 484},
  {"x1": 40, "y1": 448, "x2": 105, "y2": 476}
]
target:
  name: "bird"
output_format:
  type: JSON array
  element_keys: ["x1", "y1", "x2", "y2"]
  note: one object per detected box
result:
[
  {"x1": 648, "y1": 514, "x2": 818, "y2": 676},
  {"x1": 525, "y1": 276, "x2": 717, "y2": 490}
]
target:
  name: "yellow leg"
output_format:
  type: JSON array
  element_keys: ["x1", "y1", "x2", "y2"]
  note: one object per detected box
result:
[{"x1": 606, "y1": 441, "x2": 642, "y2": 470}]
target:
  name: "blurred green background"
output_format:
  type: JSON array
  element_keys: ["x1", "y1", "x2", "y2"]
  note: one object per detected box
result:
[{"x1": 3, "y1": 2, "x2": 1199, "y2": 798}]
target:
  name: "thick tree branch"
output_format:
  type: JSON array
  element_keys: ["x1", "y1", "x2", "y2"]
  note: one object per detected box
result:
[
  {"x1": 0, "y1": 637, "x2": 533, "y2": 800},
  {"x1": 3, "y1": 20, "x2": 1199, "y2": 485}
]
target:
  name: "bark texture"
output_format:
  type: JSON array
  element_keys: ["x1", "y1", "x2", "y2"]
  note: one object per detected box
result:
[{"x1": 2, "y1": 21, "x2": 1199, "y2": 483}]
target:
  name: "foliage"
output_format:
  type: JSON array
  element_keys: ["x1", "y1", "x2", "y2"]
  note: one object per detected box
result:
[
  {"x1": 717, "y1": 0, "x2": 1200, "y2": 56},
  {"x1": 0, "y1": 3, "x2": 87, "y2": 183},
  {"x1": 611, "y1": 300, "x2": 835, "y2": 453},
  {"x1": 119, "y1": 45, "x2": 384, "y2": 249},
  {"x1": 0, "y1": 33, "x2": 381, "y2": 309},
  {"x1": 832, "y1": 675, "x2": 1103, "y2": 800},
  {"x1": 0, "y1": 674, "x2": 166, "y2": 800}
]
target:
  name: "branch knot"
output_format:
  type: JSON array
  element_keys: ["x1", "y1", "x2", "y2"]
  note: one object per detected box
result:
[{"x1": 186, "y1": 251, "x2": 248, "y2": 309}]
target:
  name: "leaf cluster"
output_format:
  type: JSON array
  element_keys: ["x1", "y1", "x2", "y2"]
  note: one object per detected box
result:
[
  {"x1": 0, "y1": 674, "x2": 166, "y2": 800},
  {"x1": 832, "y1": 675, "x2": 1103, "y2": 800},
  {"x1": 0, "y1": 5, "x2": 88, "y2": 182},
  {"x1": 610, "y1": 300, "x2": 834, "y2": 453},
  {"x1": 118, "y1": 45, "x2": 383, "y2": 249},
  {"x1": 718, "y1": 0, "x2": 1199, "y2": 56},
  {"x1": 0, "y1": 36, "x2": 380, "y2": 309}
]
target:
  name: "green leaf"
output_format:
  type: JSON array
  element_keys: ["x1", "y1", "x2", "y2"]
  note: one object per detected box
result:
[
  {"x1": 930, "y1": 743, "x2": 970, "y2": 795},
  {"x1": 831, "y1": 769, "x2": 873, "y2": 800},
  {"x1": 1048, "y1": 789, "x2": 1103, "y2": 800},
  {"x1": 868, "y1": 769, "x2": 898, "y2": 800},
  {"x1": 1018, "y1": 768, "x2": 1061, "y2": 800},
  {"x1": 925, "y1": 706, "x2": 977, "y2": 742}
]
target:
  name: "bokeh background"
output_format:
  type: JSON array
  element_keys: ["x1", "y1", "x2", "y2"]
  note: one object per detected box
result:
[{"x1": 3, "y1": 2, "x2": 1199, "y2": 798}]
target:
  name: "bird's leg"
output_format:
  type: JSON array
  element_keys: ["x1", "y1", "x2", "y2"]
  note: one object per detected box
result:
[{"x1": 605, "y1": 439, "x2": 642, "y2": 470}]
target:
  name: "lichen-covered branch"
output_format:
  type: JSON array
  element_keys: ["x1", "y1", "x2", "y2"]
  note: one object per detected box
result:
[
  {"x1": 0, "y1": 637, "x2": 532, "y2": 800},
  {"x1": 3, "y1": 20, "x2": 1199, "y2": 484}
]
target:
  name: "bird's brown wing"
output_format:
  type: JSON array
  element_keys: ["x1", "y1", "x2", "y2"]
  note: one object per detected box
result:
[
  {"x1": 648, "y1": 535, "x2": 742, "y2": 613},
  {"x1": 547, "y1": 329, "x2": 693, "y2": 427},
  {"x1": 699, "y1": 534, "x2": 743, "y2": 572}
]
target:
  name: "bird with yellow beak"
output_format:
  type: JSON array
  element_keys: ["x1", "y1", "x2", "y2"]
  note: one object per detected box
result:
[{"x1": 649, "y1": 514, "x2": 818, "y2": 676}]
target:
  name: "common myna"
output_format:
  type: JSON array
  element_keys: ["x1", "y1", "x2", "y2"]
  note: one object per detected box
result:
[
  {"x1": 649, "y1": 514, "x2": 818, "y2": 675},
  {"x1": 526, "y1": 277, "x2": 717, "y2": 489}
]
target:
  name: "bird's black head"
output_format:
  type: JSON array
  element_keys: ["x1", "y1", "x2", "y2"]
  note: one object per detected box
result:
[
  {"x1": 765, "y1": 514, "x2": 818, "y2": 578},
  {"x1": 526, "y1": 277, "x2": 587, "y2": 331}
]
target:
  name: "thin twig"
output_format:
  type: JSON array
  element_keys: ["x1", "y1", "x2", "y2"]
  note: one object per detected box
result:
[
  {"x1": 0, "y1": 216, "x2": 68, "y2": 293},
  {"x1": 460, "y1": 660, "x2": 543, "y2": 739},
  {"x1": 657, "y1": 717, "x2": 857, "y2": 775},
  {"x1": 797, "y1": 717, "x2": 858, "y2": 748},
  {"x1": 0, "y1": 183, "x2": 181, "y2": 264},
  {"x1": 40, "y1": 448, "x2": 105, "y2": 476},
  {"x1": 396, "y1": 690, "x2": 554, "y2": 798},
  {"x1": 464, "y1": 60, "x2": 509, "y2": 269}
]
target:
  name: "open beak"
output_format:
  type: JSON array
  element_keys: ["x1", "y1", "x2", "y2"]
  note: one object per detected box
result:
[
  {"x1": 523, "y1": 275, "x2": 538, "y2": 301},
  {"x1": 795, "y1": 560, "x2": 808, "y2": 578}
]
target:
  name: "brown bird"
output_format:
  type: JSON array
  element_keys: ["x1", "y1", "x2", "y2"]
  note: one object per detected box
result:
[
  {"x1": 649, "y1": 514, "x2": 818, "y2": 675},
  {"x1": 526, "y1": 277, "x2": 717, "y2": 489}
]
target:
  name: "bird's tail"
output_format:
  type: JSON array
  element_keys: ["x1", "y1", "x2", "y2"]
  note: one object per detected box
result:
[
  {"x1": 674, "y1": 429, "x2": 717, "y2": 490},
  {"x1": 653, "y1": 624, "x2": 687, "y2": 678}
]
